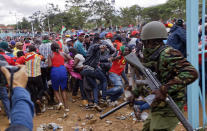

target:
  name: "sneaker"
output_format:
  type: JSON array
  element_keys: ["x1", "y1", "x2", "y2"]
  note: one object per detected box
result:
[
  {"x1": 99, "y1": 99, "x2": 107, "y2": 107},
  {"x1": 99, "y1": 98, "x2": 106, "y2": 103},
  {"x1": 41, "y1": 104, "x2": 46, "y2": 113},
  {"x1": 140, "y1": 112, "x2": 148, "y2": 121},
  {"x1": 47, "y1": 80, "x2": 52, "y2": 86},
  {"x1": 57, "y1": 103, "x2": 63, "y2": 110},
  {"x1": 82, "y1": 100, "x2": 89, "y2": 106},
  {"x1": 36, "y1": 100, "x2": 43, "y2": 113},
  {"x1": 9, "y1": 118, "x2": 11, "y2": 124},
  {"x1": 94, "y1": 104, "x2": 103, "y2": 112},
  {"x1": 65, "y1": 108, "x2": 70, "y2": 112},
  {"x1": 85, "y1": 103, "x2": 94, "y2": 109}
]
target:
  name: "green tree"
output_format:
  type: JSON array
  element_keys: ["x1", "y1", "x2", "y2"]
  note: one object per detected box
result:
[
  {"x1": 17, "y1": 17, "x2": 31, "y2": 31},
  {"x1": 120, "y1": 5, "x2": 142, "y2": 26},
  {"x1": 88, "y1": 0, "x2": 115, "y2": 27},
  {"x1": 141, "y1": 0, "x2": 186, "y2": 21}
]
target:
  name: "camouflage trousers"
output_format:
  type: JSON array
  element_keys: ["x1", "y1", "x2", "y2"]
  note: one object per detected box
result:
[{"x1": 142, "y1": 109, "x2": 179, "y2": 131}]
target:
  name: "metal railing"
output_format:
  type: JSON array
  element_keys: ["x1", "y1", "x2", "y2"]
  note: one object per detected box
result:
[{"x1": 187, "y1": 0, "x2": 206, "y2": 129}]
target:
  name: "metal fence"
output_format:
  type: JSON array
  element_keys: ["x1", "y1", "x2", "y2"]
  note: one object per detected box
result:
[
  {"x1": 0, "y1": 33, "x2": 32, "y2": 38},
  {"x1": 187, "y1": 0, "x2": 206, "y2": 129}
]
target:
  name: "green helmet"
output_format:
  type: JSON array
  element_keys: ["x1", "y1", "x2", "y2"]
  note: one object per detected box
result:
[{"x1": 140, "y1": 21, "x2": 167, "y2": 40}]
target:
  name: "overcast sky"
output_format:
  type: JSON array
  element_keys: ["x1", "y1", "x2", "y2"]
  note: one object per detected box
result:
[{"x1": 0, "y1": 0, "x2": 167, "y2": 25}]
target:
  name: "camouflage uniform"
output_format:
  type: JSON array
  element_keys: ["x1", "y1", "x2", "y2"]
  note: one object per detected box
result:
[{"x1": 132, "y1": 44, "x2": 198, "y2": 131}]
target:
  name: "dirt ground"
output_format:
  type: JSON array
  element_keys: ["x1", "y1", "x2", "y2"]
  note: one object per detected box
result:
[{"x1": 0, "y1": 92, "x2": 188, "y2": 131}]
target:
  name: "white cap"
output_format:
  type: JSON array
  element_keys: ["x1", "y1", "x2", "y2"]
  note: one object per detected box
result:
[{"x1": 65, "y1": 38, "x2": 72, "y2": 42}]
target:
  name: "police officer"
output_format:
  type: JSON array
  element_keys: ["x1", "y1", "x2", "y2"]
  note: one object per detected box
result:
[{"x1": 130, "y1": 21, "x2": 198, "y2": 131}]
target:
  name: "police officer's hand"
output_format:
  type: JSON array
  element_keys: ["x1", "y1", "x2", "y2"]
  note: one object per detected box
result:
[
  {"x1": 1, "y1": 65, "x2": 28, "y2": 88},
  {"x1": 152, "y1": 86, "x2": 167, "y2": 101}
]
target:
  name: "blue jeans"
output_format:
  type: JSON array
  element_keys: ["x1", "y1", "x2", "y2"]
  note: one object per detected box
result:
[
  {"x1": 121, "y1": 71, "x2": 129, "y2": 85},
  {"x1": 106, "y1": 72, "x2": 124, "y2": 101},
  {"x1": 79, "y1": 79, "x2": 87, "y2": 100},
  {"x1": 81, "y1": 67, "x2": 107, "y2": 104},
  {"x1": 0, "y1": 86, "x2": 10, "y2": 118},
  {"x1": 134, "y1": 101, "x2": 150, "y2": 111}
]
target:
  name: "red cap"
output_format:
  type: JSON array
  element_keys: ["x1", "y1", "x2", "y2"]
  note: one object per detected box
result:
[
  {"x1": 106, "y1": 32, "x2": 113, "y2": 38},
  {"x1": 131, "y1": 30, "x2": 139, "y2": 36}
]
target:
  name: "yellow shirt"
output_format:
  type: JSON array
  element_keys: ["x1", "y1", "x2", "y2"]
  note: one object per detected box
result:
[{"x1": 13, "y1": 47, "x2": 22, "y2": 57}]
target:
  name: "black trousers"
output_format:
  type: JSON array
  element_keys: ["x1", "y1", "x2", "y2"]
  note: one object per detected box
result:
[
  {"x1": 41, "y1": 67, "x2": 55, "y2": 104},
  {"x1": 26, "y1": 75, "x2": 44, "y2": 113},
  {"x1": 41, "y1": 67, "x2": 51, "y2": 91}
]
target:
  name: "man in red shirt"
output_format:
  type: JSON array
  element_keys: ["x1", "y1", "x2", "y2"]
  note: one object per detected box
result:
[
  {"x1": 0, "y1": 42, "x2": 15, "y2": 65},
  {"x1": 105, "y1": 46, "x2": 131, "y2": 105}
]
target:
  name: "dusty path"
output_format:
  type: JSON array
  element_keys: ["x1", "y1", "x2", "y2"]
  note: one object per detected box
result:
[{"x1": 0, "y1": 92, "x2": 186, "y2": 131}]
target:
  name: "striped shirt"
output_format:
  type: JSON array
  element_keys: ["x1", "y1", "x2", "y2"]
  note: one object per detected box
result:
[
  {"x1": 39, "y1": 42, "x2": 52, "y2": 68},
  {"x1": 24, "y1": 52, "x2": 43, "y2": 77}
]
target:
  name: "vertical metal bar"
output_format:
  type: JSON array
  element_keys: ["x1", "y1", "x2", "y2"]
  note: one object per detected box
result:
[
  {"x1": 31, "y1": 22, "x2": 34, "y2": 38},
  {"x1": 186, "y1": 0, "x2": 200, "y2": 129},
  {"x1": 201, "y1": 0, "x2": 206, "y2": 127}
]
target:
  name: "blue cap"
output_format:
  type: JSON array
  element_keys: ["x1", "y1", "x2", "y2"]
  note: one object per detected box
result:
[{"x1": 10, "y1": 40, "x2": 16, "y2": 46}]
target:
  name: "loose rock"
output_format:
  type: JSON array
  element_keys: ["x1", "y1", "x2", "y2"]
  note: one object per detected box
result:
[
  {"x1": 89, "y1": 127, "x2": 93, "y2": 131},
  {"x1": 85, "y1": 114, "x2": 89, "y2": 119},
  {"x1": 89, "y1": 114, "x2": 94, "y2": 119},
  {"x1": 105, "y1": 120, "x2": 112, "y2": 124},
  {"x1": 116, "y1": 115, "x2": 126, "y2": 120},
  {"x1": 63, "y1": 113, "x2": 68, "y2": 119},
  {"x1": 57, "y1": 118, "x2": 63, "y2": 121},
  {"x1": 88, "y1": 119, "x2": 97, "y2": 124},
  {"x1": 47, "y1": 107, "x2": 54, "y2": 110},
  {"x1": 77, "y1": 116, "x2": 82, "y2": 121}
]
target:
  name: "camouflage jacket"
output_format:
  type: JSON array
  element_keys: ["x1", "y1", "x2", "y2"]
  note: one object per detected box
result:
[{"x1": 133, "y1": 44, "x2": 198, "y2": 112}]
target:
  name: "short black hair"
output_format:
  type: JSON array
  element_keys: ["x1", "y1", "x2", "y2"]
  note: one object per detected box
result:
[
  {"x1": 34, "y1": 39, "x2": 41, "y2": 45},
  {"x1": 42, "y1": 35, "x2": 49, "y2": 40},
  {"x1": 85, "y1": 34, "x2": 90, "y2": 38},
  {"x1": 25, "y1": 40, "x2": 30, "y2": 43},
  {"x1": 51, "y1": 41, "x2": 60, "y2": 52},
  {"x1": 115, "y1": 35, "x2": 122, "y2": 42},
  {"x1": 28, "y1": 45, "x2": 36, "y2": 52},
  {"x1": 69, "y1": 48, "x2": 77, "y2": 56},
  {"x1": 93, "y1": 33, "x2": 100, "y2": 43},
  {"x1": 176, "y1": 19, "x2": 184, "y2": 27},
  {"x1": 17, "y1": 51, "x2": 24, "y2": 57}
]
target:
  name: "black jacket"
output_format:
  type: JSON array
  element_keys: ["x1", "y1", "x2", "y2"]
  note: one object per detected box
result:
[{"x1": 84, "y1": 44, "x2": 101, "y2": 68}]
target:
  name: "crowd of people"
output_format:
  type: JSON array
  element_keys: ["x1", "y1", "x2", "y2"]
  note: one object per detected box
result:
[
  {"x1": 0, "y1": 27, "x2": 141, "y2": 116},
  {"x1": 0, "y1": 19, "x2": 199, "y2": 131}
]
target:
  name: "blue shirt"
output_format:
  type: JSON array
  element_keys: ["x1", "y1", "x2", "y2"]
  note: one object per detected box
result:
[
  {"x1": 167, "y1": 25, "x2": 186, "y2": 57},
  {"x1": 11, "y1": 87, "x2": 34, "y2": 131},
  {"x1": 74, "y1": 40, "x2": 87, "y2": 57}
]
